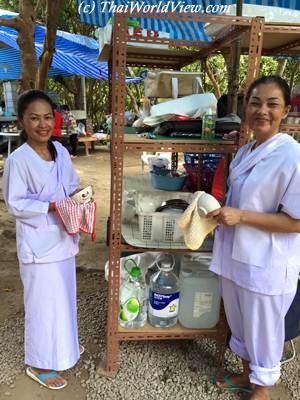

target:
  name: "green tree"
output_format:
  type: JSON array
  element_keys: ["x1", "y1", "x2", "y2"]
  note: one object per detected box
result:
[{"x1": 0, "y1": 0, "x2": 64, "y2": 91}]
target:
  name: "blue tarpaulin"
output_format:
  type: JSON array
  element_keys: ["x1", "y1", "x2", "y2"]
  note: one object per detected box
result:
[
  {"x1": 77, "y1": 0, "x2": 300, "y2": 41},
  {"x1": 0, "y1": 47, "x2": 72, "y2": 79},
  {"x1": 0, "y1": 9, "x2": 141, "y2": 82}
]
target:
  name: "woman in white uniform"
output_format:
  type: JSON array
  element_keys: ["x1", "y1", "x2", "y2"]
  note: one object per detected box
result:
[
  {"x1": 209, "y1": 76, "x2": 300, "y2": 400},
  {"x1": 3, "y1": 90, "x2": 83, "y2": 390}
]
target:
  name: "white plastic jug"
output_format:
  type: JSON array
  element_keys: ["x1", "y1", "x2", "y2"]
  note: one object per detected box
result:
[{"x1": 178, "y1": 266, "x2": 220, "y2": 329}]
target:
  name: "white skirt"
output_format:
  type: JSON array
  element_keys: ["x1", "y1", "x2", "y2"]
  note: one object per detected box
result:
[{"x1": 20, "y1": 257, "x2": 80, "y2": 370}]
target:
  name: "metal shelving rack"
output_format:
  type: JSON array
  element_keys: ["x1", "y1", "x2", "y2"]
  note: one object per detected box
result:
[{"x1": 101, "y1": 12, "x2": 266, "y2": 376}]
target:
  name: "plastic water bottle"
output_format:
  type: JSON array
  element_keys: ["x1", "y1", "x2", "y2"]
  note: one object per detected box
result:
[
  {"x1": 202, "y1": 108, "x2": 216, "y2": 140},
  {"x1": 148, "y1": 254, "x2": 180, "y2": 328},
  {"x1": 119, "y1": 259, "x2": 147, "y2": 328}
]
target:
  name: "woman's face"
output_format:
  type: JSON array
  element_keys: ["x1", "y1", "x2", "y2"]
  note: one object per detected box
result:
[
  {"x1": 19, "y1": 100, "x2": 54, "y2": 145},
  {"x1": 246, "y1": 82, "x2": 290, "y2": 141}
]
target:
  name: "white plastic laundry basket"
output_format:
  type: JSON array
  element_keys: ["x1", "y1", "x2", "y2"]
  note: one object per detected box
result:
[{"x1": 136, "y1": 191, "x2": 193, "y2": 243}]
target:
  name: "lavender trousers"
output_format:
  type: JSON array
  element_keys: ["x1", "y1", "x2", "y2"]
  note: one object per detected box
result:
[{"x1": 221, "y1": 277, "x2": 296, "y2": 386}]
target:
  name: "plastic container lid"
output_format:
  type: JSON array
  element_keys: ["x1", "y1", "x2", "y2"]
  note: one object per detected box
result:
[
  {"x1": 124, "y1": 259, "x2": 142, "y2": 278},
  {"x1": 160, "y1": 261, "x2": 173, "y2": 272},
  {"x1": 129, "y1": 265, "x2": 142, "y2": 278},
  {"x1": 155, "y1": 253, "x2": 175, "y2": 272}
]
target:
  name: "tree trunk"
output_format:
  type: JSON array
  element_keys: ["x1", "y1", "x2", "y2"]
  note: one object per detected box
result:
[
  {"x1": 73, "y1": 77, "x2": 82, "y2": 109},
  {"x1": 36, "y1": 0, "x2": 64, "y2": 90},
  {"x1": 204, "y1": 58, "x2": 221, "y2": 99},
  {"x1": 126, "y1": 85, "x2": 139, "y2": 114},
  {"x1": 227, "y1": 0, "x2": 243, "y2": 114},
  {"x1": 276, "y1": 59, "x2": 287, "y2": 76},
  {"x1": 0, "y1": 0, "x2": 63, "y2": 92},
  {"x1": 54, "y1": 76, "x2": 78, "y2": 95},
  {"x1": 0, "y1": 1, "x2": 37, "y2": 92},
  {"x1": 221, "y1": 49, "x2": 231, "y2": 81},
  {"x1": 289, "y1": 62, "x2": 300, "y2": 90},
  {"x1": 18, "y1": 1, "x2": 38, "y2": 91}
]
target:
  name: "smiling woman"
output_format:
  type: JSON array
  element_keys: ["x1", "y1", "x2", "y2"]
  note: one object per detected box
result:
[
  {"x1": 2, "y1": 90, "x2": 83, "y2": 390},
  {"x1": 18, "y1": 92, "x2": 56, "y2": 161},
  {"x1": 245, "y1": 77, "x2": 291, "y2": 145},
  {"x1": 209, "y1": 76, "x2": 300, "y2": 400}
]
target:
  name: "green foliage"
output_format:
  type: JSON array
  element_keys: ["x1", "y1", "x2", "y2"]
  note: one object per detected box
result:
[
  {"x1": 182, "y1": 54, "x2": 289, "y2": 97},
  {"x1": 0, "y1": 0, "x2": 19, "y2": 11},
  {"x1": 281, "y1": 60, "x2": 300, "y2": 90}
]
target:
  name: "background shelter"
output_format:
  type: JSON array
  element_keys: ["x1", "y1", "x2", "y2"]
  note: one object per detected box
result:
[
  {"x1": 77, "y1": 0, "x2": 300, "y2": 41},
  {"x1": 0, "y1": 9, "x2": 141, "y2": 83}
]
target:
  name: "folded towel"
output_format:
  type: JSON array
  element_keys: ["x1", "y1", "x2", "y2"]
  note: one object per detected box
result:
[
  {"x1": 55, "y1": 197, "x2": 96, "y2": 240},
  {"x1": 177, "y1": 191, "x2": 217, "y2": 250}
]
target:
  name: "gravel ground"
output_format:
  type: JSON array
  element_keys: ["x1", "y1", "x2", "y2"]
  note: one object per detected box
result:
[{"x1": 0, "y1": 269, "x2": 298, "y2": 400}]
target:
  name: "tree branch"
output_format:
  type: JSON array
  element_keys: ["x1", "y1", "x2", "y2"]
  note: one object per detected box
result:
[
  {"x1": 276, "y1": 59, "x2": 287, "y2": 77},
  {"x1": 34, "y1": 0, "x2": 44, "y2": 16},
  {"x1": 53, "y1": 76, "x2": 78, "y2": 95},
  {"x1": 204, "y1": 58, "x2": 221, "y2": 99},
  {"x1": 36, "y1": 0, "x2": 64, "y2": 90},
  {"x1": 0, "y1": 16, "x2": 22, "y2": 30},
  {"x1": 126, "y1": 85, "x2": 139, "y2": 114}
]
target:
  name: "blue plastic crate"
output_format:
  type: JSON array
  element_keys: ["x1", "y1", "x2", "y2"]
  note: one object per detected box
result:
[{"x1": 184, "y1": 152, "x2": 222, "y2": 167}]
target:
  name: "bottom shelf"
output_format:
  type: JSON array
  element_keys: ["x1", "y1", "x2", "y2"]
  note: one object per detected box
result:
[{"x1": 117, "y1": 322, "x2": 218, "y2": 340}]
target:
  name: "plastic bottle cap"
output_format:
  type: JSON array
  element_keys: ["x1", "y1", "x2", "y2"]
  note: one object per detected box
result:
[
  {"x1": 129, "y1": 266, "x2": 142, "y2": 278},
  {"x1": 160, "y1": 261, "x2": 173, "y2": 272}
]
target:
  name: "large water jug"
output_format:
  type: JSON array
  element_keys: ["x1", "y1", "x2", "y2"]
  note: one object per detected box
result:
[{"x1": 178, "y1": 265, "x2": 220, "y2": 329}]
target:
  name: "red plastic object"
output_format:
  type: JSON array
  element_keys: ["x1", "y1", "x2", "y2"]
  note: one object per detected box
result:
[
  {"x1": 211, "y1": 158, "x2": 225, "y2": 202},
  {"x1": 183, "y1": 163, "x2": 214, "y2": 193}
]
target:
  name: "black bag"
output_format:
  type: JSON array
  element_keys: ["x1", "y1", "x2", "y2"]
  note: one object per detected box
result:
[
  {"x1": 285, "y1": 278, "x2": 300, "y2": 341},
  {"x1": 155, "y1": 116, "x2": 240, "y2": 138}
]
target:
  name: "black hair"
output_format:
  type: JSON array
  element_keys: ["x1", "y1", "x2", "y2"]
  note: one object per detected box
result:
[
  {"x1": 17, "y1": 90, "x2": 57, "y2": 160},
  {"x1": 62, "y1": 104, "x2": 70, "y2": 111},
  {"x1": 245, "y1": 75, "x2": 291, "y2": 106}
]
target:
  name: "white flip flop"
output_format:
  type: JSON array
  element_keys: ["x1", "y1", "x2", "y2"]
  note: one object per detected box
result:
[
  {"x1": 80, "y1": 344, "x2": 85, "y2": 356},
  {"x1": 26, "y1": 367, "x2": 68, "y2": 390}
]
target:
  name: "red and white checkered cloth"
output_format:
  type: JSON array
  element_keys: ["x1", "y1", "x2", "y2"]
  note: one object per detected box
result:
[{"x1": 55, "y1": 197, "x2": 96, "y2": 241}]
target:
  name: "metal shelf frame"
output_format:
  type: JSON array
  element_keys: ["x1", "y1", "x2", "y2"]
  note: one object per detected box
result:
[{"x1": 102, "y1": 12, "x2": 266, "y2": 376}]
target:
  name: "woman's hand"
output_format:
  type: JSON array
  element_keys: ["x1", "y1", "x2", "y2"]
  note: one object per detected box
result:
[
  {"x1": 207, "y1": 206, "x2": 243, "y2": 226},
  {"x1": 208, "y1": 207, "x2": 300, "y2": 233}
]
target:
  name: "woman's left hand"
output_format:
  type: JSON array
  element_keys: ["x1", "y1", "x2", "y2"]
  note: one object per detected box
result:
[{"x1": 207, "y1": 206, "x2": 243, "y2": 226}]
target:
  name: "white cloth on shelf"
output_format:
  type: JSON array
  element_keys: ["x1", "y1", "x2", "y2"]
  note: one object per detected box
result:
[{"x1": 177, "y1": 191, "x2": 217, "y2": 250}]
